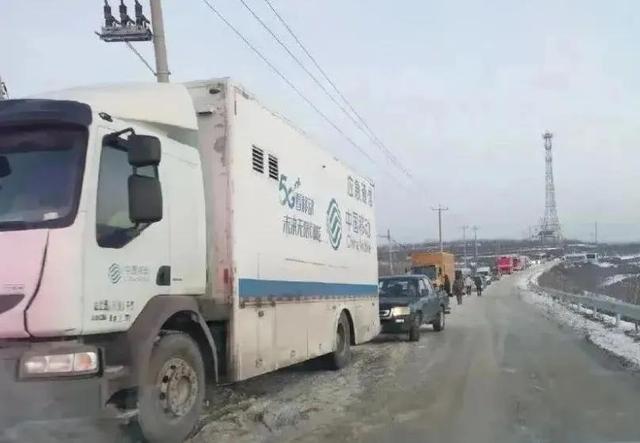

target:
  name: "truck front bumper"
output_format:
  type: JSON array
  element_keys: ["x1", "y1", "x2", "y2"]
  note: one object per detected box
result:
[
  {"x1": 0, "y1": 339, "x2": 129, "y2": 436},
  {"x1": 380, "y1": 316, "x2": 412, "y2": 333}
]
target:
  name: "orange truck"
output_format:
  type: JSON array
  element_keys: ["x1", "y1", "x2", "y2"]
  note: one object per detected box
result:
[{"x1": 410, "y1": 252, "x2": 456, "y2": 288}]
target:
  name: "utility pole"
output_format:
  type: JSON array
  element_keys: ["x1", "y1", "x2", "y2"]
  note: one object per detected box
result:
[
  {"x1": 461, "y1": 225, "x2": 469, "y2": 267},
  {"x1": 472, "y1": 226, "x2": 479, "y2": 264},
  {"x1": 377, "y1": 229, "x2": 396, "y2": 275},
  {"x1": 387, "y1": 229, "x2": 394, "y2": 275},
  {"x1": 431, "y1": 204, "x2": 448, "y2": 252},
  {"x1": 594, "y1": 221, "x2": 598, "y2": 246},
  {"x1": 150, "y1": 0, "x2": 170, "y2": 83}
]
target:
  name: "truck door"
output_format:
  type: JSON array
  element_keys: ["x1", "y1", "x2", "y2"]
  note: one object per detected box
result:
[
  {"x1": 424, "y1": 278, "x2": 439, "y2": 320},
  {"x1": 82, "y1": 129, "x2": 170, "y2": 333},
  {"x1": 418, "y1": 279, "x2": 433, "y2": 319}
]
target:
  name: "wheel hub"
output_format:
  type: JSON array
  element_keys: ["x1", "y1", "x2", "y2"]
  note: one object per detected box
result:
[{"x1": 157, "y1": 358, "x2": 198, "y2": 418}]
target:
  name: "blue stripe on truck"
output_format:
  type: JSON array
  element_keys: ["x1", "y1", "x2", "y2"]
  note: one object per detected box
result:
[{"x1": 238, "y1": 278, "x2": 378, "y2": 299}]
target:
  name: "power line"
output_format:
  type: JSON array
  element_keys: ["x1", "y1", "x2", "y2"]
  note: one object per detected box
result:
[
  {"x1": 235, "y1": 0, "x2": 378, "y2": 159},
  {"x1": 199, "y1": 1, "x2": 419, "y2": 193},
  {"x1": 259, "y1": 0, "x2": 414, "y2": 179},
  {"x1": 199, "y1": 0, "x2": 374, "y2": 163}
]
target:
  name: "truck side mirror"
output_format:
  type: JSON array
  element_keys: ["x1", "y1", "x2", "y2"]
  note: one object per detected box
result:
[
  {"x1": 128, "y1": 175, "x2": 163, "y2": 223},
  {"x1": 128, "y1": 135, "x2": 161, "y2": 167},
  {"x1": 0, "y1": 156, "x2": 11, "y2": 178}
]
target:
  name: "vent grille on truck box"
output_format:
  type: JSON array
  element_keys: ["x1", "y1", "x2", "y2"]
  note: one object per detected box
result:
[
  {"x1": 268, "y1": 154, "x2": 278, "y2": 180},
  {"x1": 252, "y1": 146, "x2": 264, "y2": 173}
]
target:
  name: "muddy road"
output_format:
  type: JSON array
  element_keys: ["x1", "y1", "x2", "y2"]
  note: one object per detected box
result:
[
  {"x1": 191, "y1": 274, "x2": 640, "y2": 443},
  {"x1": 6, "y1": 273, "x2": 640, "y2": 443}
]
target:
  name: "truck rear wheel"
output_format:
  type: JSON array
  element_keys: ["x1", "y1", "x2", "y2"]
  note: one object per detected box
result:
[
  {"x1": 327, "y1": 312, "x2": 351, "y2": 369},
  {"x1": 432, "y1": 306, "x2": 445, "y2": 332},
  {"x1": 137, "y1": 332, "x2": 205, "y2": 443}
]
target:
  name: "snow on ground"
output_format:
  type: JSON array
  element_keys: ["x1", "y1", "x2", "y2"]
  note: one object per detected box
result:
[
  {"x1": 600, "y1": 274, "x2": 638, "y2": 287},
  {"x1": 188, "y1": 337, "x2": 413, "y2": 443},
  {"x1": 619, "y1": 253, "x2": 640, "y2": 261},
  {"x1": 517, "y1": 265, "x2": 640, "y2": 370},
  {"x1": 595, "y1": 261, "x2": 616, "y2": 268}
]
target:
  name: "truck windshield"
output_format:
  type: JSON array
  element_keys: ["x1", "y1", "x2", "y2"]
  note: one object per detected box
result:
[
  {"x1": 0, "y1": 126, "x2": 87, "y2": 230},
  {"x1": 379, "y1": 278, "x2": 419, "y2": 297},
  {"x1": 412, "y1": 265, "x2": 437, "y2": 279}
]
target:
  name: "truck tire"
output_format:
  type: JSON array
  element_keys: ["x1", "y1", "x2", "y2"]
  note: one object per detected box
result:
[
  {"x1": 137, "y1": 332, "x2": 205, "y2": 443},
  {"x1": 409, "y1": 314, "x2": 421, "y2": 341},
  {"x1": 432, "y1": 306, "x2": 445, "y2": 332},
  {"x1": 327, "y1": 311, "x2": 352, "y2": 370}
]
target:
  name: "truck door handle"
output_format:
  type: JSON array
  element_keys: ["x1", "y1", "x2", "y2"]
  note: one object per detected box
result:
[{"x1": 156, "y1": 265, "x2": 171, "y2": 286}]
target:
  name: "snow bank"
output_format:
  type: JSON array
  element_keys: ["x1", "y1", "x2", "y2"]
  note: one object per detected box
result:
[
  {"x1": 619, "y1": 253, "x2": 640, "y2": 261},
  {"x1": 600, "y1": 274, "x2": 637, "y2": 287},
  {"x1": 517, "y1": 266, "x2": 640, "y2": 370},
  {"x1": 595, "y1": 261, "x2": 616, "y2": 268}
]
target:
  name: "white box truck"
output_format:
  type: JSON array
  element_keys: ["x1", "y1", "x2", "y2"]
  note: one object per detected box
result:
[{"x1": 0, "y1": 78, "x2": 380, "y2": 442}]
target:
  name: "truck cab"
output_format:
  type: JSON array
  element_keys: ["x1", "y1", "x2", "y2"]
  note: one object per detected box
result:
[
  {"x1": 0, "y1": 85, "x2": 212, "y2": 441},
  {"x1": 378, "y1": 275, "x2": 447, "y2": 341}
]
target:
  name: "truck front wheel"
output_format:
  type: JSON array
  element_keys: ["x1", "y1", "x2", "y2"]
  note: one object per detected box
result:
[
  {"x1": 409, "y1": 313, "x2": 421, "y2": 341},
  {"x1": 137, "y1": 332, "x2": 205, "y2": 443},
  {"x1": 327, "y1": 311, "x2": 352, "y2": 369}
]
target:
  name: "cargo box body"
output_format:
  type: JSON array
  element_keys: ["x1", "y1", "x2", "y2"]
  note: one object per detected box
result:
[{"x1": 188, "y1": 79, "x2": 380, "y2": 381}]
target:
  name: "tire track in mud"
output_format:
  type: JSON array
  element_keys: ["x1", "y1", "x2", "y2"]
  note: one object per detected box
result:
[{"x1": 189, "y1": 337, "x2": 413, "y2": 443}]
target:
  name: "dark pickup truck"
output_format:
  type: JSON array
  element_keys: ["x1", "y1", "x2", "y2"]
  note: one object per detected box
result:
[{"x1": 378, "y1": 275, "x2": 449, "y2": 341}]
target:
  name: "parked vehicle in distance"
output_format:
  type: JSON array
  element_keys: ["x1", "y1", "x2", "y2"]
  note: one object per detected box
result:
[
  {"x1": 585, "y1": 252, "x2": 599, "y2": 264},
  {"x1": 378, "y1": 275, "x2": 448, "y2": 341},
  {"x1": 409, "y1": 251, "x2": 455, "y2": 289},
  {"x1": 476, "y1": 266, "x2": 492, "y2": 285},
  {"x1": 0, "y1": 79, "x2": 380, "y2": 441},
  {"x1": 497, "y1": 255, "x2": 514, "y2": 274},
  {"x1": 564, "y1": 253, "x2": 588, "y2": 266},
  {"x1": 513, "y1": 256, "x2": 523, "y2": 271}
]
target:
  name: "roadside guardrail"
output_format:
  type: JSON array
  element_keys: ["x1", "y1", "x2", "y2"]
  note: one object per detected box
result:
[{"x1": 529, "y1": 281, "x2": 640, "y2": 327}]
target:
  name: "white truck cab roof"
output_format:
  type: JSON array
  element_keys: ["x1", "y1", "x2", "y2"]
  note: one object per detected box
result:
[{"x1": 35, "y1": 82, "x2": 198, "y2": 131}]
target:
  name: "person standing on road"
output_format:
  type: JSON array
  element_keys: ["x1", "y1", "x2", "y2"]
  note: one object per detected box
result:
[
  {"x1": 453, "y1": 275, "x2": 464, "y2": 305},
  {"x1": 464, "y1": 275, "x2": 473, "y2": 296},
  {"x1": 473, "y1": 276, "x2": 483, "y2": 296},
  {"x1": 443, "y1": 274, "x2": 452, "y2": 297}
]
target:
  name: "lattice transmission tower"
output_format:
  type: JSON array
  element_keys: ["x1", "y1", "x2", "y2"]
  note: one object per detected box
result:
[{"x1": 539, "y1": 132, "x2": 562, "y2": 243}]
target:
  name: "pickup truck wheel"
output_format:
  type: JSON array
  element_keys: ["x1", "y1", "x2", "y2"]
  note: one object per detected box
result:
[
  {"x1": 327, "y1": 312, "x2": 352, "y2": 369},
  {"x1": 432, "y1": 306, "x2": 445, "y2": 332},
  {"x1": 137, "y1": 332, "x2": 205, "y2": 443},
  {"x1": 409, "y1": 314, "x2": 421, "y2": 341}
]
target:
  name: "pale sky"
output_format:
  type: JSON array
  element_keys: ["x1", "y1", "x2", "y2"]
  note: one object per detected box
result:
[{"x1": 2, "y1": 0, "x2": 639, "y2": 242}]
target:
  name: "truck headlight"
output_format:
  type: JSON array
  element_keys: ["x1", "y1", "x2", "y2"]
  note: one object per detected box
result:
[
  {"x1": 21, "y1": 350, "x2": 99, "y2": 378},
  {"x1": 390, "y1": 306, "x2": 411, "y2": 317}
]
